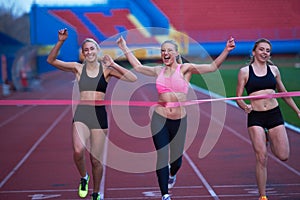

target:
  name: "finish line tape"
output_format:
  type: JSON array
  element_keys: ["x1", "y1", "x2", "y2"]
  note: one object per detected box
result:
[{"x1": 0, "y1": 91, "x2": 299, "y2": 107}]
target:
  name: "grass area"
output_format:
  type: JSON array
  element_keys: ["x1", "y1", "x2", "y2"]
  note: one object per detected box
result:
[
  {"x1": 124, "y1": 55, "x2": 300, "y2": 128},
  {"x1": 190, "y1": 61, "x2": 300, "y2": 128}
]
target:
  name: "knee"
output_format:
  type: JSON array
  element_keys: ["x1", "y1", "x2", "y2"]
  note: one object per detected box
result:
[
  {"x1": 91, "y1": 156, "x2": 102, "y2": 168},
  {"x1": 73, "y1": 148, "x2": 85, "y2": 160},
  {"x1": 256, "y1": 153, "x2": 268, "y2": 167},
  {"x1": 277, "y1": 152, "x2": 289, "y2": 161},
  {"x1": 272, "y1": 145, "x2": 289, "y2": 161}
]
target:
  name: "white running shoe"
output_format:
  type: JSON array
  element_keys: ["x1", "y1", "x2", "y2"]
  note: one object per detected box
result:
[
  {"x1": 168, "y1": 175, "x2": 176, "y2": 189},
  {"x1": 162, "y1": 194, "x2": 171, "y2": 200}
]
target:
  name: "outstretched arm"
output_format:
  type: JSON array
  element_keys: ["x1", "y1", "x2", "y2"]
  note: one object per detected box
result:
[
  {"x1": 117, "y1": 36, "x2": 160, "y2": 76},
  {"x1": 101, "y1": 55, "x2": 137, "y2": 82},
  {"x1": 47, "y1": 28, "x2": 80, "y2": 73},
  {"x1": 187, "y1": 37, "x2": 236, "y2": 74}
]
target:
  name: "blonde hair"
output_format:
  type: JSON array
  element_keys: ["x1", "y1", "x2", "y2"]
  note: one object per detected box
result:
[
  {"x1": 80, "y1": 38, "x2": 101, "y2": 63},
  {"x1": 161, "y1": 40, "x2": 183, "y2": 64},
  {"x1": 81, "y1": 38, "x2": 100, "y2": 51},
  {"x1": 249, "y1": 38, "x2": 274, "y2": 65}
]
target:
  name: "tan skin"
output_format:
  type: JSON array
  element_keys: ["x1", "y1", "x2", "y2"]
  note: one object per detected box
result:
[
  {"x1": 117, "y1": 36, "x2": 236, "y2": 120},
  {"x1": 47, "y1": 28, "x2": 137, "y2": 195},
  {"x1": 236, "y1": 41, "x2": 300, "y2": 197}
]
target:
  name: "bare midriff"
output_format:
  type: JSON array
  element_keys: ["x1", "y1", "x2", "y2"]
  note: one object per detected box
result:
[
  {"x1": 155, "y1": 92, "x2": 187, "y2": 119},
  {"x1": 250, "y1": 89, "x2": 278, "y2": 111}
]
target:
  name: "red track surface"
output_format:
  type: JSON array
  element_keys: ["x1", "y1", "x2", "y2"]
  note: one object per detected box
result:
[{"x1": 0, "y1": 70, "x2": 299, "y2": 200}]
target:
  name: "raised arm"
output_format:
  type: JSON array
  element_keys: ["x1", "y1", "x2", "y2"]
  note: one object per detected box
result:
[
  {"x1": 116, "y1": 36, "x2": 160, "y2": 76},
  {"x1": 101, "y1": 55, "x2": 137, "y2": 82},
  {"x1": 47, "y1": 28, "x2": 80, "y2": 73},
  {"x1": 187, "y1": 37, "x2": 236, "y2": 74}
]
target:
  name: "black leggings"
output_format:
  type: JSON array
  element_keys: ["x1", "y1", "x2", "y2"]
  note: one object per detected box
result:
[{"x1": 151, "y1": 111, "x2": 187, "y2": 196}]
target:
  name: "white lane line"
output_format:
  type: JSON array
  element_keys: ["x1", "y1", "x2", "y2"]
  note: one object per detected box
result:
[
  {"x1": 200, "y1": 109, "x2": 300, "y2": 177},
  {"x1": 100, "y1": 131, "x2": 109, "y2": 198},
  {"x1": 0, "y1": 105, "x2": 34, "y2": 127},
  {"x1": 0, "y1": 106, "x2": 71, "y2": 188},
  {"x1": 183, "y1": 153, "x2": 219, "y2": 200},
  {"x1": 192, "y1": 85, "x2": 300, "y2": 134}
]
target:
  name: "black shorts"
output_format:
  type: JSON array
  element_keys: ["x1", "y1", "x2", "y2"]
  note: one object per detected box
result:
[
  {"x1": 247, "y1": 106, "x2": 284, "y2": 129},
  {"x1": 73, "y1": 105, "x2": 108, "y2": 129}
]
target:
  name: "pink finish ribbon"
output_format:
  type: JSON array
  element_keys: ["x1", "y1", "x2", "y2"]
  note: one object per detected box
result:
[{"x1": 0, "y1": 91, "x2": 299, "y2": 107}]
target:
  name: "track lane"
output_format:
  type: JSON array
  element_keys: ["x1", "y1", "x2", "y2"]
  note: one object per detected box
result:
[{"x1": 0, "y1": 70, "x2": 299, "y2": 199}]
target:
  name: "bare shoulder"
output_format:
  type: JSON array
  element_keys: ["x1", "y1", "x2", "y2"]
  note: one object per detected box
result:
[
  {"x1": 70, "y1": 62, "x2": 84, "y2": 77},
  {"x1": 152, "y1": 65, "x2": 165, "y2": 75},
  {"x1": 269, "y1": 64, "x2": 280, "y2": 77},
  {"x1": 269, "y1": 64, "x2": 279, "y2": 71},
  {"x1": 238, "y1": 66, "x2": 249, "y2": 75},
  {"x1": 180, "y1": 63, "x2": 194, "y2": 73}
]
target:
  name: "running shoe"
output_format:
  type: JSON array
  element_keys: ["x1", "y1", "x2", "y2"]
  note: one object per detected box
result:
[
  {"x1": 91, "y1": 192, "x2": 103, "y2": 200},
  {"x1": 168, "y1": 175, "x2": 176, "y2": 189},
  {"x1": 162, "y1": 194, "x2": 171, "y2": 200},
  {"x1": 259, "y1": 196, "x2": 268, "y2": 200},
  {"x1": 78, "y1": 175, "x2": 90, "y2": 198}
]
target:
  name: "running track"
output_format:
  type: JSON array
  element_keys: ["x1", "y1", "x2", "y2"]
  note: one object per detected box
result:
[{"x1": 0, "y1": 70, "x2": 299, "y2": 200}]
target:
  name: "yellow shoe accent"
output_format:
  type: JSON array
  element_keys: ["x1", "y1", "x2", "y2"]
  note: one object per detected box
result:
[
  {"x1": 259, "y1": 196, "x2": 268, "y2": 200},
  {"x1": 78, "y1": 175, "x2": 89, "y2": 198}
]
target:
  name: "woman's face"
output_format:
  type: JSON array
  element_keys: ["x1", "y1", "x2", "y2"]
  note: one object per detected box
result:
[
  {"x1": 82, "y1": 41, "x2": 99, "y2": 62},
  {"x1": 253, "y1": 42, "x2": 271, "y2": 63},
  {"x1": 161, "y1": 42, "x2": 178, "y2": 66}
]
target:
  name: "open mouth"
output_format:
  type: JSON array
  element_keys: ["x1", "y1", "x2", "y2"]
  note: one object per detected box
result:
[{"x1": 163, "y1": 55, "x2": 170, "y2": 62}]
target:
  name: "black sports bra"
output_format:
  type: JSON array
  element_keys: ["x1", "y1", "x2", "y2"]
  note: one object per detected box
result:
[
  {"x1": 245, "y1": 65, "x2": 277, "y2": 95},
  {"x1": 78, "y1": 64, "x2": 107, "y2": 93}
]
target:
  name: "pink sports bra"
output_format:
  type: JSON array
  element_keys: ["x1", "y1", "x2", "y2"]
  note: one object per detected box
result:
[{"x1": 156, "y1": 65, "x2": 189, "y2": 94}]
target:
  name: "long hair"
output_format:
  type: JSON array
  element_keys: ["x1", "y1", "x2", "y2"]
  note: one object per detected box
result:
[
  {"x1": 249, "y1": 38, "x2": 274, "y2": 65},
  {"x1": 161, "y1": 40, "x2": 183, "y2": 64}
]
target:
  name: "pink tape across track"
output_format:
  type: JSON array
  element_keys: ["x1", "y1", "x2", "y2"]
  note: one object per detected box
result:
[{"x1": 0, "y1": 91, "x2": 299, "y2": 107}]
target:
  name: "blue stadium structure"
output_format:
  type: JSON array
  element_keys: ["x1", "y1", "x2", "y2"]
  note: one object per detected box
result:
[{"x1": 29, "y1": 0, "x2": 300, "y2": 71}]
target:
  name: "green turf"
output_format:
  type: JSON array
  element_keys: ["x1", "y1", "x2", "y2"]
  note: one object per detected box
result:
[
  {"x1": 190, "y1": 67, "x2": 300, "y2": 128},
  {"x1": 124, "y1": 56, "x2": 300, "y2": 128}
]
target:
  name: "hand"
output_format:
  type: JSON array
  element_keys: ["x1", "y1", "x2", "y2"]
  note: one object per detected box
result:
[
  {"x1": 244, "y1": 104, "x2": 252, "y2": 114},
  {"x1": 58, "y1": 28, "x2": 68, "y2": 41},
  {"x1": 101, "y1": 55, "x2": 114, "y2": 68},
  {"x1": 116, "y1": 36, "x2": 127, "y2": 50},
  {"x1": 226, "y1": 36, "x2": 235, "y2": 52}
]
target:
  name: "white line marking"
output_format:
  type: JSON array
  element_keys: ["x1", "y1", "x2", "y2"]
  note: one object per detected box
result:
[
  {"x1": 183, "y1": 153, "x2": 219, "y2": 200},
  {"x1": 200, "y1": 109, "x2": 300, "y2": 176},
  {"x1": 100, "y1": 131, "x2": 109, "y2": 198},
  {"x1": 0, "y1": 105, "x2": 34, "y2": 127},
  {"x1": 0, "y1": 106, "x2": 71, "y2": 188},
  {"x1": 192, "y1": 85, "x2": 300, "y2": 133},
  {"x1": 106, "y1": 185, "x2": 203, "y2": 191}
]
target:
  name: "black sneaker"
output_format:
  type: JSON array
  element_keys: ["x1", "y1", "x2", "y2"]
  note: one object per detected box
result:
[{"x1": 91, "y1": 192, "x2": 103, "y2": 200}]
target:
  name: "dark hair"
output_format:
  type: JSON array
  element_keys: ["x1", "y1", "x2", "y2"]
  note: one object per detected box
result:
[
  {"x1": 161, "y1": 40, "x2": 183, "y2": 64},
  {"x1": 249, "y1": 38, "x2": 274, "y2": 65}
]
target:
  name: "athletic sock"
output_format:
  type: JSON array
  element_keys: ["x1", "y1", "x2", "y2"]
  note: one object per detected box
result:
[{"x1": 83, "y1": 172, "x2": 89, "y2": 180}]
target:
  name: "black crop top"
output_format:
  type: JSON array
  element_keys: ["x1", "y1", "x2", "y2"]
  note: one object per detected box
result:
[
  {"x1": 245, "y1": 65, "x2": 277, "y2": 95},
  {"x1": 78, "y1": 64, "x2": 108, "y2": 93}
]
